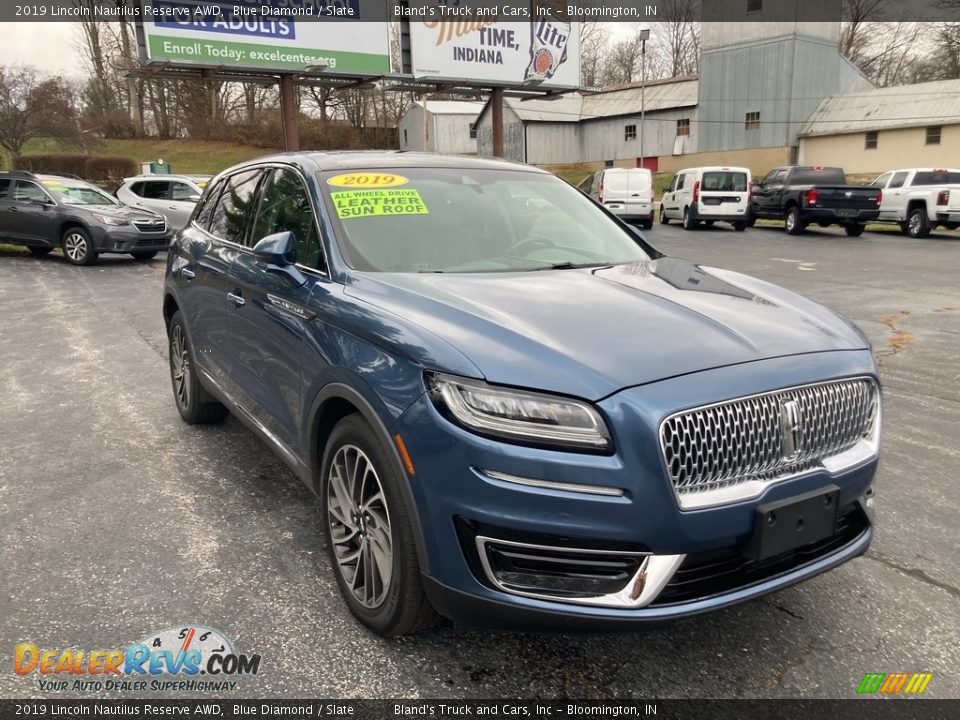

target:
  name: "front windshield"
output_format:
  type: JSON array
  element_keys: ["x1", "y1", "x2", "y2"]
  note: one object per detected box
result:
[
  {"x1": 41, "y1": 178, "x2": 120, "y2": 206},
  {"x1": 319, "y1": 168, "x2": 654, "y2": 273}
]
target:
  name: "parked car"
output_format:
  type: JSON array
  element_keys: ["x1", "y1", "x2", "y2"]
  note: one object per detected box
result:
[
  {"x1": 164, "y1": 152, "x2": 880, "y2": 635},
  {"x1": 750, "y1": 166, "x2": 881, "y2": 236},
  {"x1": 116, "y1": 175, "x2": 208, "y2": 231},
  {"x1": 868, "y1": 168, "x2": 960, "y2": 238},
  {"x1": 578, "y1": 168, "x2": 654, "y2": 228},
  {"x1": 0, "y1": 171, "x2": 171, "y2": 265},
  {"x1": 660, "y1": 166, "x2": 751, "y2": 231}
]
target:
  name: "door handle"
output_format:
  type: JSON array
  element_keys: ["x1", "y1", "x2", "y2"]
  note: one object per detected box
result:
[
  {"x1": 227, "y1": 291, "x2": 245, "y2": 307},
  {"x1": 9, "y1": 207, "x2": 19, "y2": 212},
  {"x1": 180, "y1": 268, "x2": 195, "y2": 280}
]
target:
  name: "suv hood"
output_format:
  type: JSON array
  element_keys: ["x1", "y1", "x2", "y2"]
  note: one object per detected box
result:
[
  {"x1": 344, "y1": 257, "x2": 868, "y2": 401},
  {"x1": 80, "y1": 204, "x2": 164, "y2": 221}
]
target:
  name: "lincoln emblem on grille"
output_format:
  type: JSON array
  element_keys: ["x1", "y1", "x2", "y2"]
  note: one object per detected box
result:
[{"x1": 779, "y1": 399, "x2": 802, "y2": 461}]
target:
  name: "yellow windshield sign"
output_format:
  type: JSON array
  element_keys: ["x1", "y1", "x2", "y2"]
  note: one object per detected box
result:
[
  {"x1": 327, "y1": 172, "x2": 409, "y2": 188},
  {"x1": 331, "y1": 189, "x2": 429, "y2": 219}
]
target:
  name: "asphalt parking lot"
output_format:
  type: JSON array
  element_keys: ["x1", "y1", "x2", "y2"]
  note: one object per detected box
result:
[{"x1": 1, "y1": 221, "x2": 958, "y2": 700}]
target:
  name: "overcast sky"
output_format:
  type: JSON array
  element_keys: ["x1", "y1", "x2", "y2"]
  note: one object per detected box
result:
[{"x1": 0, "y1": 23, "x2": 83, "y2": 76}]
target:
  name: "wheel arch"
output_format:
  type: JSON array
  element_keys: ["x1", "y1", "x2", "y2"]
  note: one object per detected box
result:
[
  {"x1": 306, "y1": 382, "x2": 431, "y2": 574},
  {"x1": 162, "y1": 292, "x2": 180, "y2": 330},
  {"x1": 59, "y1": 219, "x2": 91, "y2": 239}
]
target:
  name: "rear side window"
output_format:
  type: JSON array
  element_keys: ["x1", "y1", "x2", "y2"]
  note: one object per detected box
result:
[
  {"x1": 252, "y1": 168, "x2": 323, "y2": 269},
  {"x1": 912, "y1": 171, "x2": 960, "y2": 186},
  {"x1": 701, "y1": 171, "x2": 748, "y2": 192},
  {"x1": 0, "y1": 179, "x2": 9, "y2": 199},
  {"x1": 139, "y1": 182, "x2": 171, "y2": 200},
  {"x1": 791, "y1": 168, "x2": 846, "y2": 185},
  {"x1": 207, "y1": 170, "x2": 263, "y2": 245}
]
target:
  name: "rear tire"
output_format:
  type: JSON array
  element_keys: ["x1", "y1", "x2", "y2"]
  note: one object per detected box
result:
[
  {"x1": 28, "y1": 246, "x2": 54, "y2": 256},
  {"x1": 733, "y1": 221, "x2": 746, "y2": 232},
  {"x1": 642, "y1": 218, "x2": 653, "y2": 230},
  {"x1": 132, "y1": 251, "x2": 158, "y2": 262},
  {"x1": 659, "y1": 206, "x2": 668, "y2": 224},
  {"x1": 844, "y1": 223, "x2": 865, "y2": 237},
  {"x1": 682, "y1": 207, "x2": 698, "y2": 231},
  {"x1": 785, "y1": 207, "x2": 804, "y2": 235},
  {"x1": 167, "y1": 311, "x2": 228, "y2": 425},
  {"x1": 320, "y1": 414, "x2": 439, "y2": 636},
  {"x1": 906, "y1": 207, "x2": 931, "y2": 238},
  {"x1": 62, "y1": 228, "x2": 98, "y2": 266}
]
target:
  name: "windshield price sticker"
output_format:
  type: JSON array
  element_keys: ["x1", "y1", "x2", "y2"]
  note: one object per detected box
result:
[
  {"x1": 327, "y1": 173, "x2": 409, "y2": 188},
  {"x1": 331, "y1": 189, "x2": 429, "y2": 219}
]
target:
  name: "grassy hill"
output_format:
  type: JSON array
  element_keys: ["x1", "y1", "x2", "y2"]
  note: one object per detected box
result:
[{"x1": 7, "y1": 137, "x2": 276, "y2": 176}]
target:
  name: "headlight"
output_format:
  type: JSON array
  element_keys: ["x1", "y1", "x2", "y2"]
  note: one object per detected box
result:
[
  {"x1": 92, "y1": 213, "x2": 128, "y2": 226},
  {"x1": 427, "y1": 373, "x2": 612, "y2": 452}
]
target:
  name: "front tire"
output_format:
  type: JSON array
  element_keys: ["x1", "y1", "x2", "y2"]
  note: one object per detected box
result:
[
  {"x1": 659, "y1": 206, "x2": 668, "y2": 224},
  {"x1": 845, "y1": 223, "x2": 865, "y2": 237},
  {"x1": 167, "y1": 311, "x2": 228, "y2": 424},
  {"x1": 785, "y1": 207, "x2": 804, "y2": 235},
  {"x1": 906, "y1": 208, "x2": 931, "y2": 238},
  {"x1": 28, "y1": 246, "x2": 54, "y2": 256},
  {"x1": 62, "y1": 228, "x2": 98, "y2": 266},
  {"x1": 320, "y1": 414, "x2": 438, "y2": 636}
]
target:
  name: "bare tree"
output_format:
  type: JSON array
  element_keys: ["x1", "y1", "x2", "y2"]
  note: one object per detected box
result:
[
  {"x1": 579, "y1": 21, "x2": 609, "y2": 87},
  {"x1": 601, "y1": 34, "x2": 646, "y2": 85},
  {"x1": 653, "y1": 0, "x2": 701, "y2": 77},
  {"x1": 0, "y1": 66, "x2": 81, "y2": 163},
  {"x1": 840, "y1": 0, "x2": 888, "y2": 63}
]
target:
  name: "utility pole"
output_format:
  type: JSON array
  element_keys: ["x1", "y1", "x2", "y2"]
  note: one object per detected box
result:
[
  {"x1": 280, "y1": 74, "x2": 300, "y2": 151},
  {"x1": 491, "y1": 87, "x2": 504, "y2": 157},
  {"x1": 639, "y1": 28, "x2": 650, "y2": 168}
]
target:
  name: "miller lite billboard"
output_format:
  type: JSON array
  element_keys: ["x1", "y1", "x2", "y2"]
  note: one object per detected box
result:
[{"x1": 407, "y1": 1, "x2": 580, "y2": 89}]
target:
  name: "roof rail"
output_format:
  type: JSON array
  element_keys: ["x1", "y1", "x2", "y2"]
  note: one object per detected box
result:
[{"x1": 0, "y1": 170, "x2": 38, "y2": 178}]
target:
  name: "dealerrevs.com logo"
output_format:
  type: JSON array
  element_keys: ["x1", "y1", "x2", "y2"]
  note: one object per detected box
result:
[{"x1": 14, "y1": 625, "x2": 261, "y2": 693}]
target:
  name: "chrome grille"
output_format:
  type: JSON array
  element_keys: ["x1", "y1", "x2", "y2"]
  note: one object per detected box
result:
[
  {"x1": 660, "y1": 378, "x2": 878, "y2": 499},
  {"x1": 133, "y1": 219, "x2": 166, "y2": 233}
]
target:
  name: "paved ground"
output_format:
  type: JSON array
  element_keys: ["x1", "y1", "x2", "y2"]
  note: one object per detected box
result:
[{"x1": 1, "y1": 222, "x2": 958, "y2": 700}]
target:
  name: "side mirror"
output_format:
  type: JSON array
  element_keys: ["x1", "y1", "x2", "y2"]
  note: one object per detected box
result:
[
  {"x1": 252, "y1": 231, "x2": 306, "y2": 287},
  {"x1": 186, "y1": 194, "x2": 202, "y2": 203}
]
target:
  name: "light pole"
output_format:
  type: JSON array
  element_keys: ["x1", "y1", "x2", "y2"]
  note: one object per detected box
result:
[{"x1": 639, "y1": 28, "x2": 650, "y2": 168}]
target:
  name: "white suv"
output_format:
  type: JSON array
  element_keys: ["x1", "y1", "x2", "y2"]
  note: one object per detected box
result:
[
  {"x1": 660, "y1": 166, "x2": 752, "y2": 231},
  {"x1": 116, "y1": 175, "x2": 208, "y2": 231}
]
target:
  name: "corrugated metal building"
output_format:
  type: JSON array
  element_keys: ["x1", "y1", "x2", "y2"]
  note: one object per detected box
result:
[
  {"x1": 398, "y1": 100, "x2": 483, "y2": 155},
  {"x1": 475, "y1": 77, "x2": 699, "y2": 170},
  {"x1": 798, "y1": 80, "x2": 960, "y2": 174}
]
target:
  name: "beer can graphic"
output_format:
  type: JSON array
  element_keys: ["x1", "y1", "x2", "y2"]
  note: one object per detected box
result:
[{"x1": 524, "y1": 1, "x2": 571, "y2": 81}]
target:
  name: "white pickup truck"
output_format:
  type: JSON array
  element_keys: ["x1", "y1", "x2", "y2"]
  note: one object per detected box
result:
[{"x1": 870, "y1": 168, "x2": 960, "y2": 237}]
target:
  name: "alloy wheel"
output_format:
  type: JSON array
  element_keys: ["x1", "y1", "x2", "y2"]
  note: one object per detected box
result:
[
  {"x1": 326, "y1": 444, "x2": 393, "y2": 609},
  {"x1": 908, "y1": 212, "x2": 922, "y2": 236},
  {"x1": 170, "y1": 325, "x2": 191, "y2": 409},
  {"x1": 64, "y1": 233, "x2": 88, "y2": 262}
]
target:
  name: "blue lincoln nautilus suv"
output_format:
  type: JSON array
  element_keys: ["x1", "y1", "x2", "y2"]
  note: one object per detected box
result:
[{"x1": 163, "y1": 152, "x2": 880, "y2": 635}]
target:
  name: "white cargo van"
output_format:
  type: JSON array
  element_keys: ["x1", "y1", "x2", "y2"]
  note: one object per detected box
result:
[
  {"x1": 660, "y1": 166, "x2": 752, "y2": 231},
  {"x1": 578, "y1": 168, "x2": 654, "y2": 229}
]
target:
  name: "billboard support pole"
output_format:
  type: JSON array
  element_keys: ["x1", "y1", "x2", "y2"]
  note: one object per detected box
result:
[
  {"x1": 491, "y1": 87, "x2": 504, "y2": 158},
  {"x1": 280, "y1": 74, "x2": 300, "y2": 152}
]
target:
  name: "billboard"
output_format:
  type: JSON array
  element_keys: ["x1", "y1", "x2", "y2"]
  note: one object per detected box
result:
[
  {"x1": 408, "y1": 3, "x2": 580, "y2": 88},
  {"x1": 138, "y1": 1, "x2": 391, "y2": 75}
]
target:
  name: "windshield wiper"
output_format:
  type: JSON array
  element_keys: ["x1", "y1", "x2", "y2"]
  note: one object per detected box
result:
[{"x1": 527, "y1": 262, "x2": 610, "y2": 271}]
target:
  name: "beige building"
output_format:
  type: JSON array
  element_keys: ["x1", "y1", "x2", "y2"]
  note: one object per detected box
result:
[{"x1": 798, "y1": 80, "x2": 960, "y2": 176}]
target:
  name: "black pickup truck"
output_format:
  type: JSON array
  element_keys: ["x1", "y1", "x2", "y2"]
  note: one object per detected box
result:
[{"x1": 749, "y1": 166, "x2": 882, "y2": 236}]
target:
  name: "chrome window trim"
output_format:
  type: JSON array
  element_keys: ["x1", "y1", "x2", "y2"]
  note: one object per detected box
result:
[
  {"x1": 475, "y1": 535, "x2": 684, "y2": 609},
  {"x1": 658, "y1": 376, "x2": 880, "y2": 511}
]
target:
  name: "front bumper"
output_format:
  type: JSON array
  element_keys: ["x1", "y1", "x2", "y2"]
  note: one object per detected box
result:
[
  {"x1": 89, "y1": 225, "x2": 172, "y2": 253},
  {"x1": 398, "y1": 350, "x2": 879, "y2": 626}
]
